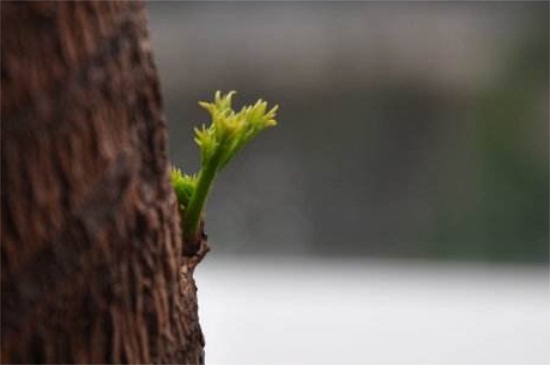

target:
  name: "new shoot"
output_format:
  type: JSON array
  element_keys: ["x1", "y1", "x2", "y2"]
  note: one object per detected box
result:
[{"x1": 170, "y1": 91, "x2": 278, "y2": 244}]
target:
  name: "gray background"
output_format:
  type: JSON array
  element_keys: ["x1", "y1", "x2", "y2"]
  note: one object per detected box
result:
[
  {"x1": 148, "y1": 2, "x2": 548, "y2": 263},
  {"x1": 146, "y1": 3, "x2": 549, "y2": 363}
]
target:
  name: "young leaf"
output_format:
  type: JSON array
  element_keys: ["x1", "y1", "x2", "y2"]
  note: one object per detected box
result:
[{"x1": 171, "y1": 91, "x2": 278, "y2": 244}]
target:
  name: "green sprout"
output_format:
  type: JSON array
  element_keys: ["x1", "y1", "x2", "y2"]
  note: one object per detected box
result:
[{"x1": 170, "y1": 91, "x2": 278, "y2": 244}]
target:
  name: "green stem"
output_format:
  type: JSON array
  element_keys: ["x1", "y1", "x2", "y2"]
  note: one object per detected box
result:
[{"x1": 183, "y1": 148, "x2": 224, "y2": 242}]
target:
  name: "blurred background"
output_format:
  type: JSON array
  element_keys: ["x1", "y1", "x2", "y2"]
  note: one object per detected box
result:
[{"x1": 147, "y1": 2, "x2": 549, "y2": 364}]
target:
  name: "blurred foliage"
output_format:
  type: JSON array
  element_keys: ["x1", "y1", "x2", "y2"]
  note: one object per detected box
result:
[{"x1": 431, "y1": 20, "x2": 548, "y2": 263}]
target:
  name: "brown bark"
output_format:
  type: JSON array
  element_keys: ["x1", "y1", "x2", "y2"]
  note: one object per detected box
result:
[{"x1": 1, "y1": 1, "x2": 207, "y2": 363}]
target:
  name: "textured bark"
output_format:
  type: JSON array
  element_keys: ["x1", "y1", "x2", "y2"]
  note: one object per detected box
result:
[{"x1": 1, "y1": 1, "x2": 207, "y2": 363}]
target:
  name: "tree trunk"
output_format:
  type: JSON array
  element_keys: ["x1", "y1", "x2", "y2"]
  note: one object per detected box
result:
[{"x1": 1, "y1": 1, "x2": 207, "y2": 363}]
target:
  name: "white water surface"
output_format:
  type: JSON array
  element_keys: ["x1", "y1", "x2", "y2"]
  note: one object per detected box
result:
[{"x1": 196, "y1": 257, "x2": 549, "y2": 365}]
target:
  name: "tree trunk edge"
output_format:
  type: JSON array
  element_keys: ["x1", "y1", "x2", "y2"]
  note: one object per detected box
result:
[{"x1": 1, "y1": 1, "x2": 207, "y2": 363}]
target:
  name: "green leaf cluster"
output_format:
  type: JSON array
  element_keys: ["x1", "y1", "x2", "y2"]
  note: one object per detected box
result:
[
  {"x1": 169, "y1": 167, "x2": 196, "y2": 207},
  {"x1": 170, "y1": 91, "x2": 278, "y2": 243},
  {"x1": 195, "y1": 91, "x2": 278, "y2": 171}
]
